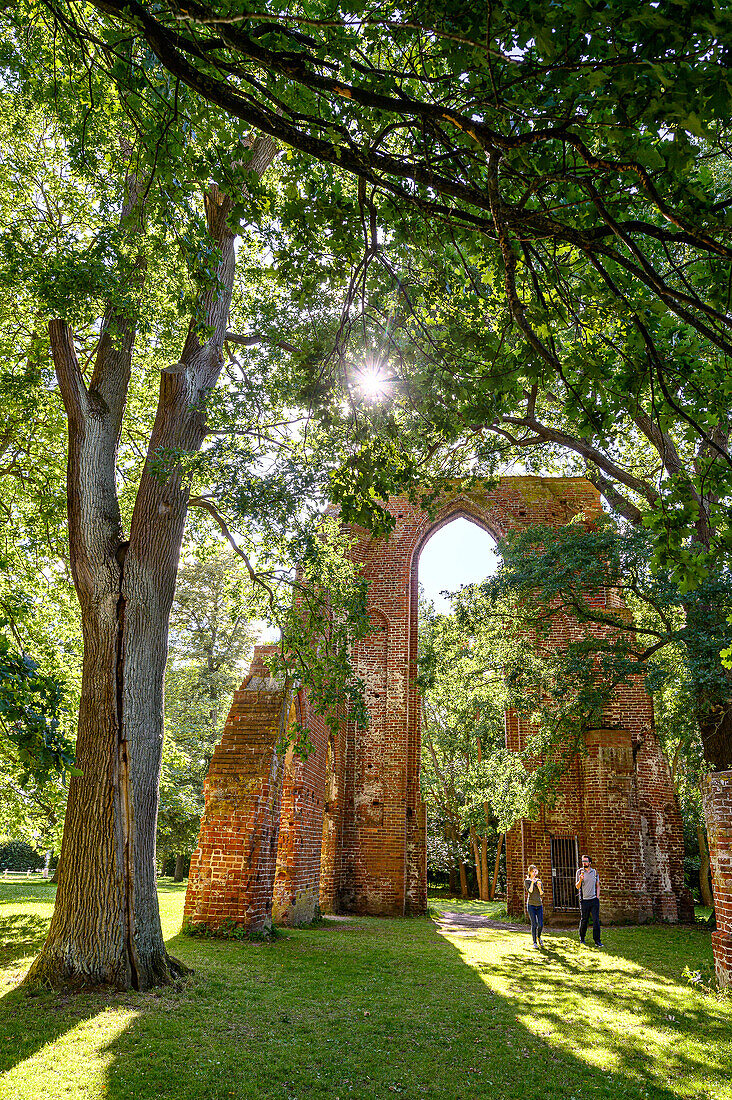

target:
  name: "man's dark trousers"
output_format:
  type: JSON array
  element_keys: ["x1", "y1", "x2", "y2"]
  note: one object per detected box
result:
[{"x1": 579, "y1": 897, "x2": 601, "y2": 945}]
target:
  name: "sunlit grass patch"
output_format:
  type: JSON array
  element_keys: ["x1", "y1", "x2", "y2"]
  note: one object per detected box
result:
[
  {"x1": 428, "y1": 894, "x2": 509, "y2": 918},
  {"x1": 0, "y1": 880, "x2": 727, "y2": 1100}
]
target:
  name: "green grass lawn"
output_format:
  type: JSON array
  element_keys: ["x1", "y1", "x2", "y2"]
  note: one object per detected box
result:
[{"x1": 0, "y1": 880, "x2": 728, "y2": 1100}]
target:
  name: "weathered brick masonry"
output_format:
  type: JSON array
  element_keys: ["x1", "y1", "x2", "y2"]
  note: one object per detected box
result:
[
  {"x1": 183, "y1": 648, "x2": 291, "y2": 931},
  {"x1": 184, "y1": 477, "x2": 691, "y2": 935},
  {"x1": 702, "y1": 771, "x2": 732, "y2": 985}
]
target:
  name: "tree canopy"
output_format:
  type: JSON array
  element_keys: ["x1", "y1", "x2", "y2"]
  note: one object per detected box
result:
[{"x1": 35, "y1": 0, "x2": 732, "y2": 578}]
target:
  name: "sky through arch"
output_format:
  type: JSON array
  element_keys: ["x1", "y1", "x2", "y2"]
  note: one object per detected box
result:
[{"x1": 418, "y1": 518, "x2": 500, "y2": 614}]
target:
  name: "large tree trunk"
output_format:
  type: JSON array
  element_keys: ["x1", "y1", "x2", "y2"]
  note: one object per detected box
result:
[
  {"x1": 25, "y1": 136, "x2": 276, "y2": 990},
  {"x1": 173, "y1": 853, "x2": 187, "y2": 882},
  {"x1": 698, "y1": 707, "x2": 732, "y2": 773},
  {"x1": 683, "y1": 595, "x2": 732, "y2": 771},
  {"x1": 697, "y1": 824, "x2": 714, "y2": 909}
]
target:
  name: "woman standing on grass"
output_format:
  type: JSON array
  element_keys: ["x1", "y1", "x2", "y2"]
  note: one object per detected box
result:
[{"x1": 525, "y1": 865, "x2": 544, "y2": 949}]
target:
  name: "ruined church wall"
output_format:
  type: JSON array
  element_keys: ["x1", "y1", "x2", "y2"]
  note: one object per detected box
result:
[
  {"x1": 184, "y1": 476, "x2": 691, "y2": 934},
  {"x1": 183, "y1": 649, "x2": 289, "y2": 931},
  {"x1": 272, "y1": 697, "x2": 330, "y2": 925}
]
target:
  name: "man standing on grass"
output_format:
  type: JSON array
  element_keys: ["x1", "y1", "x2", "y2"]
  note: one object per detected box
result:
[{"x1": 576, "y1": 854, "x2": 603, "y2": 948}]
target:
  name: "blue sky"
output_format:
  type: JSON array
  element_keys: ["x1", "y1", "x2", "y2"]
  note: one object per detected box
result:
[{"x1": 418, "y1": 518, "x2": 500, "y2": 614}]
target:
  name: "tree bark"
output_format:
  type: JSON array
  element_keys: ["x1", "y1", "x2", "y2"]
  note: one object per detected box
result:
[
  {"x1": 490, "y1": 833, "x2": 504, "y2": 900},
  {"x1": 469, "y1": 825, "x2": 482, "y2": 898},
  {"x1": 173, "y1": 853, "x2": 187, "y2": 882},
  {"x1": 24, "y1": 135, "x2": 276, "y2": 990},
  {"x1": 697, "y1": 824, "x2": 714, "y2": 909}
]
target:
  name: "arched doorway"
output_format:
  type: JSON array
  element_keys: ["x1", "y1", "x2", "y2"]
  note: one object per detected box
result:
[
  {"x1": 319, "y1": 478, "x2": 603, "y2": 917},
  {"x1": 416, "y1": 517, "x2": 503, "y2": 902}
]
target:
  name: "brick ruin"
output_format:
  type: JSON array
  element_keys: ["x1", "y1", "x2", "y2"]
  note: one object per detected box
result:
[
  {"x1": 702, "y1": 772, "x2": 732, "y2": 986},
  {"x1": 184, "y1": 476, "x2": 698, "y2": 941}
]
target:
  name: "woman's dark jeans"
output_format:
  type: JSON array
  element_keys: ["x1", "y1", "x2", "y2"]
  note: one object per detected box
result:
[{"x1": 528, "y1": 903, "x2": 543, "y2": 944}]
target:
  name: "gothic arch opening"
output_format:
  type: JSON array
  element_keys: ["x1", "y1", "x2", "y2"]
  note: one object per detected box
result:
[
  {"x1": 413, "y1": 515, "x2": 504, "y2": 903},
  {"x1": 417, "y1": 515, "x2": 500, "y2": 613}
]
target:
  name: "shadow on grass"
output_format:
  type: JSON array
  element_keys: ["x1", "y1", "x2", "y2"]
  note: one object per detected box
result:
[
  {"x1": 0, "y1": 886, "x2": 725, "y2": 1100},
  {"x1": 0, "y1": 913, "x2": 49, "y2": 967},
  {"x1": 0, "y1": 894, "x2": 111, "y2": 1080},
  {"x1": 0, "y1": 982, "x2": 109, "y2": 1079},
  {"x1": 96, "y1": 917, "x2": 723, "y2": 1100},
  {"x1": 480, "y1": 930, "x2": 728, "y2": 1090},
  {"x1": 427, "y1": 894, "x2": 509, "y2": 919}
]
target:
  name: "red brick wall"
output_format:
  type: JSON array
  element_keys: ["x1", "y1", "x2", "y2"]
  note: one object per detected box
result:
[
  {"x1": 182, "y1": 647, "x2": 290, "y2": 932},
  {"x1": 702, "y1": 771, "x2": 732, "y2": 986},
  {"x1": 335, "y1": 477, "x2": 688, "y2": 922},
  {"x1": 272, "y1": 695, "x2": 329, "y2": 924}
]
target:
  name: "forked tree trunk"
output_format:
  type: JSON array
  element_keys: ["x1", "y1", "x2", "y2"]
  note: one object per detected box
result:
[
  {"x1": 24, "y1": 324, "x2": 191, "y2": 989},
  {"x1": 24, "y1": 136, "x2": 276, "y2": 990}
]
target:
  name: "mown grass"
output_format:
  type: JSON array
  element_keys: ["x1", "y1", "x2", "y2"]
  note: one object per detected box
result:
[
  {"x1": 428, "y1": 895, "x2": 509, "y2": 918},
  {"x1": 0, "y1": 880, "x2": 728, "y2": 1100}
]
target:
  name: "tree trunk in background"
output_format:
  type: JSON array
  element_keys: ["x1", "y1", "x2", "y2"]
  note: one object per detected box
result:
[
  {"x1": 469, "y1": 825, "x2": 482, "y2": 898},
  {"x1": 697, "y1": 825, "x2": 714, "y2": 909},
  {"x1": 458, "y1": 859, "x2": 468, "y2": 900},
  {"x1": 475, "y1": 736, "x2": 491, "y2": 899},
  {"x1": 490, "y1": 834, "x2": 504, "y2": 900},
  {"x1": 173, "y1": 853, "x2": 187, "y2": 882},
  {"x1": 447, "y1": 822, "x2": 468, "y2": 899},
  {"x1": 24, "y1": 136, "x2": 276, "y2": 990}
]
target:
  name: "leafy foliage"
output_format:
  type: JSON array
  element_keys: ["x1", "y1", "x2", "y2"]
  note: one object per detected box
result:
[
  {"x1": 0, "y1": 840, "x2": 45, "y2": 872},
  {"x1": 418, "y1": 596, "x2": 527, "y2": 896},
  {"x1": 48, "y1": 0, "x2": 732, "y2": 585},
  {"x1": 158, "y1": 550, "x2": 259, "y2": 861},
  {"x1": 455, "y1": 517, "x2": 732, "y2": 784},
  {"x1": 0, "y1": 634, "x2": 72, "y2": 786}
]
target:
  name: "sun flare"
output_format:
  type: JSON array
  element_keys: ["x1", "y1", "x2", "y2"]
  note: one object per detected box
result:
[{"x1": 355, "y1": 365, "x2": 390, "y2": 401}]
